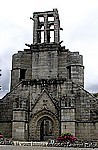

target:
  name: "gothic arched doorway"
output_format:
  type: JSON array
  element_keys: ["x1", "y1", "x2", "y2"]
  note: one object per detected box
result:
[
  {"x1": 29, "y1": 110, "x2": 59, "y2": 141},
  {"x1": 40, "y1": 117, "x2": 53, "y2": 141}
]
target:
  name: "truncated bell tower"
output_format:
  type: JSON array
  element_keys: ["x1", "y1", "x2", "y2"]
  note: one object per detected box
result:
[
  {"x1": 11, "y1": 9, "x2": 84, "y2": 141},
  {"x1": 32, "y1": 8, "x2": 61, "y2": 44},
  {"x1": 1, "y1": 9, "x2": 98, "y2": 142}
]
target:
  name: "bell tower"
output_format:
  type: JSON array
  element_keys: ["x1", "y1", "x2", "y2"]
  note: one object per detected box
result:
[{"x1": 32, "y1": 9, "x2": 61, "y2": 44}]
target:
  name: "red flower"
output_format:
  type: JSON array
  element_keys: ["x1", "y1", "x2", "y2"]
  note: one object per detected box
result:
[
  {"x1": 0, "y1": 134, "x2": 3, "y2": 138},
  {"x1": 57, "y1": 133, "x2": 77, "y2": 143}
]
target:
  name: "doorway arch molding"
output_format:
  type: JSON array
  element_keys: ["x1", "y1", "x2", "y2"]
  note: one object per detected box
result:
[{"x1": 29, "y1": 109, "x2": 59, "y2": 141}]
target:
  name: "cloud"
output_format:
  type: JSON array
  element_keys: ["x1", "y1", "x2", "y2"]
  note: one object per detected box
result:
[
  {"x1": 62, "y1": 6, "x2": 98, "y2": 93},
  {"x1": 86, "y1": 83, "x2": 98, "y2": 93},
  {"x1": 0, "y1": 0, "x2": 98, "y2": 98},
  {"x1": 0, "y1": 18, "x2": 32, "y2": 97}
]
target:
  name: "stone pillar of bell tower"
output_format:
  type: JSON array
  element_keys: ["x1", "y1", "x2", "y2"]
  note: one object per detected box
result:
[{"x1": 33, "y1": 9, "x2": 60, "y2": 44}]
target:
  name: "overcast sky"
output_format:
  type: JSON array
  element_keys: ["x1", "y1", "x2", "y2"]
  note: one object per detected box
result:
[{"x1": 0, "y1": 0, "x2": 98, "y2": 98}]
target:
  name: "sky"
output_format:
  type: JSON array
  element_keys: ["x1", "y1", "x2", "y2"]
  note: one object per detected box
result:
[{"x1": 0, "y1": 0, "x2": 98, "y2": 98}]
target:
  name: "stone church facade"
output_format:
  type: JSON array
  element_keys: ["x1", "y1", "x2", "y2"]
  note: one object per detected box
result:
[{"x1": 0, "y1": 9, "x2": 98, "y2": 141}]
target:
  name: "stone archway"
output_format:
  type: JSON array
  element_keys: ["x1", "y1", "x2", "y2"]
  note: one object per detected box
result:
[
  {"x1": 39, "y1": 116, "x2": 53, "y2": 141},
  {"x1": 29, "y1": 109, "x2": 59, "y2": 141}
]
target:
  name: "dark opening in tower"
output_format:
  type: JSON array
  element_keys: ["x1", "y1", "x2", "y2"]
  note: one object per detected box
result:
[{"x1": 20, "y1": 69, "x2": 26, "y2": 80}]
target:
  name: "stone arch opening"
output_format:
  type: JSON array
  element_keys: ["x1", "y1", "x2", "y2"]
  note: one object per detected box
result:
[
  {"x1": 39, "y1": 116, "x2": 53, "y2": 141},
  {"x1": 29, "y1": 110, "x2": 59, "y2": 141}
]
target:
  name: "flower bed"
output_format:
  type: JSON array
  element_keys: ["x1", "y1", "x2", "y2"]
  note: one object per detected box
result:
[
  {"x1": 0, "y1": 132, "x2": 4, "y2": 139},
  {"x1": 57, "y1": 132, "x2": 77, "y2": 143}
]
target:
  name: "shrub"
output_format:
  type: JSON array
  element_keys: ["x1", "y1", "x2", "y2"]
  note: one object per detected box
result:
[{"x1": 57, "y1": 132, "x2": 77, "y2": 143}]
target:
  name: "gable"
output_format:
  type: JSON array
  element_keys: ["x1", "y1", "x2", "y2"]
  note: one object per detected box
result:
[{"x1": 32, "y1": 90, "x2": 58, "y2": 115}]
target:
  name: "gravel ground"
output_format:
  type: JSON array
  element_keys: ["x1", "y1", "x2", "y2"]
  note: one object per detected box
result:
[{"x1": 0, "y1": 146, "x2": 98, "y2": 150}]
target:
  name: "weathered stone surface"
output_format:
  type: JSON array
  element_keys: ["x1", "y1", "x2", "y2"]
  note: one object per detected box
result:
[{"x1": 0, "y1": 9, "x2": 98, "y2": 141}]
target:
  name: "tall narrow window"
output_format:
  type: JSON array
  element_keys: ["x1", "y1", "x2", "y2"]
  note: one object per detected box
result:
[
  {"x1": 65, "y1": 101, "x2": 67, "y2": 107},
  {"x1": 38, "y1": 17, "x2": 44, "y2": 43},
  {"x1": 41, "y1": 31, "x2": 44, "y2": 43},
  {"x1": 67, "y1": 66, "x2": 71, "y2": 79},
  {"x1": 39, "y1": 16, "x2": 44, "y2": 22},
  {"x1": 50, "y1": 25, "x2": 54, "y2": 42},
  {"x1": 20, "y1": 69, "x2": 26, "y2": 80}
]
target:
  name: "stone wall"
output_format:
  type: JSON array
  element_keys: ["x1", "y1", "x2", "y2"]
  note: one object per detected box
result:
[
  {"x1": 32, "y1": 50, "x2": 58, "y2": 79},
  {"x1": 0, "y1": 9, "x2": 98, "y2": 142},
  {"x1": 11, "y1": 49, "x2": 32, "y2": 89},
  {"x1": 0, "y1": 122, "x2": 12, "y2": 138}
]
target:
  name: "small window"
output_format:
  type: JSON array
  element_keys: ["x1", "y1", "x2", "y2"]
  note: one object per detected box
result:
[
  {"x1": 48, "y1": 17, "x2": 54, "y2": 21},
  {"x1": 50, "y1": 25, "x2": 54, "y2": 30},
  {"x1": 67, "y1": 66, "x2": 71, "y2": 79},
  {"x1": 50, "y1": 31, "x2": 54, "y2": 43},
  {"x1": 41, "y1": 31, "x2": 44, "y2": 43},
  {"x1": 43, "y1": 100, "x2": 47, "y2": 103},
  {"x1": 39, "y1": 17, "x2": 44, "y2": 22},
  {"x1": 20, "y1": 69, "x2": 26, "y2": 80},
  {"x1": 25, "y1": 123, "x2": 28, "y2": 131},
  {"x1": 65, "y1": 101, "x2": 67, "y2": 107}
]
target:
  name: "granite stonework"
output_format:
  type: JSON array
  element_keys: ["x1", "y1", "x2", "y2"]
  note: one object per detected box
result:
[{"x1": 0, "y1": 9, "x2": 98, "y2": 141}]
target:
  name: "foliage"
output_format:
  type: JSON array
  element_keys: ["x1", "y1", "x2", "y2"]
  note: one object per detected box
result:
[
  {"x1": 0, "y1": 131, "x2": 3, "y2": 138},
  {"x1": 93, "y1": 93, "x2": 98, "y2": 97},
  {"x1": 57, "y1": 132, "x2": 77, "y2": 143}
]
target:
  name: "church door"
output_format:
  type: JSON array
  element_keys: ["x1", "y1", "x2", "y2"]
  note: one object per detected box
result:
[{"x1": 40, "y1": 118, "x2": 53, "y2": 141}]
